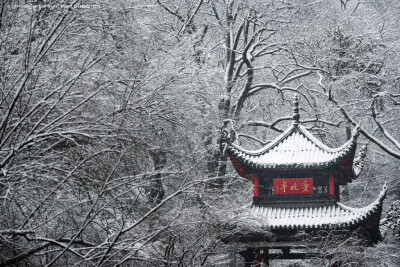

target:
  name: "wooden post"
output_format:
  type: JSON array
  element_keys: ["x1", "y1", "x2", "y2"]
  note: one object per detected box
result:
[
  {"x1": 240, "y1": 248, "x2": 255, "y2": 267},
  {"x1": 255, "y1": 248, "x2": 261, "y2": 267},
  {"x1": 262, "y1": 248, "x2": 269, "y2": 267},
  {"x1": 231, "y1": 245, "x2": 236, "y2": 267}
]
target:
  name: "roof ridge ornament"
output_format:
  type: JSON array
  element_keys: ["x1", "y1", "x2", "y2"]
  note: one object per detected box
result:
[
  {"x1": 221, "y1": 119, "x2": 237, "y2": 154},
  {"x1": 352, "y1": 124, "x2": 361, "y2": 140},
  {"x1": 353, "y1": 142, "x2": 368, "y2": 178},
  {"x1": 379, "y1": 181, "x2": 388, "y2": 202},
  {"x1": 292, "y1": 93, "x2": 300, "y2": 125}
]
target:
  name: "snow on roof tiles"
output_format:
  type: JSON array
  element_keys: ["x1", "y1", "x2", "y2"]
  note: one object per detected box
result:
[
  {"x1": 227, "y1": 124, "x2": 359, "y2": 170},
  {"x1": 237, "y1": 183, "x2": 387, "y2": 231}
]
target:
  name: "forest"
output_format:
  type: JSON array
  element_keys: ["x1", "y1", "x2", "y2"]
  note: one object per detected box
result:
[{"x1": 0, "y1": 0, "x2": 400, "y2": 266}]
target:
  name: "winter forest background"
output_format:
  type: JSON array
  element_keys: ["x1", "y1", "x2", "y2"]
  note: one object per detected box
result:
[{"x1": 1, "y1": 0, "x2": 400, "y2": 266}]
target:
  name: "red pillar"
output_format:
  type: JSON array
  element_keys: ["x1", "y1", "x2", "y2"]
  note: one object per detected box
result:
[
  {"x1": 254, "y1": 176, "x2": 259, "y2": 197},
  {"x1": 249, "y1": 174, "x2": 259, "y2": 197},
  {"x1": 329, "y1": 174, "x2": 334, "y2": 195}
]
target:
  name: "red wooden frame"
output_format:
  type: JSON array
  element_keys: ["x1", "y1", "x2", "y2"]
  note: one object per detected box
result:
[{"x1": 249, "y1": 174, "x2": 259, "y2": 197}]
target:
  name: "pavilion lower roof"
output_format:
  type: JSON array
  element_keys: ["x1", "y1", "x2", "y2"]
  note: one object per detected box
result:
[
  {"x1": 232, "y1": 183, "x2": 387, "y2": 231},
  {"x1": 227, "y1": 124, "x2": 358, "y2": 170}
]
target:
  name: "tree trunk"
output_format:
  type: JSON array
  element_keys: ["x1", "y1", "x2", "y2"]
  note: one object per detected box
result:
[
  {"x1": 341, "y1": 123, "x2": 352, "y2": 202},
  {"x1": 148, "y1": 149, "x2": 166, "y2": 206}
]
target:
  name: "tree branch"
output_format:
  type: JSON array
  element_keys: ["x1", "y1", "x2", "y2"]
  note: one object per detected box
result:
[
  {"x1": 0, "y1": 243, "x2": 51, "y2": 267},
  {"x1": 371, "y1": 107, "x2": 400, "y2": 150},
  {"x1": 237, "y1": 133, "x2": 271, "y2": 145},
  {"x1": 241, "y1": 117, "x2": 290, "y2": 132},
  {"x1": 156, "y1": 0, "x2": 185, "y2": 22},
  {"x1": 0, "y1": 229, "x2": 34, "y2": 236},
  {"x1": 178, "y1": 0, "x2": 204, "y2": 34},
  {"x1": 332, "y1": 98, "x2": 400, "y2": 159}
]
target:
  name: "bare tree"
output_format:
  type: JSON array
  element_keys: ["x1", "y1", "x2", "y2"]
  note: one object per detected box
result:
[{"x1": 0, "y1": 1, "x2": 214, "y2": 266}]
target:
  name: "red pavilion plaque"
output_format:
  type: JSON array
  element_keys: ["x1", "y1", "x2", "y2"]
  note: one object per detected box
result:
[{"x1": 273, "y1": 178, "x2": 314, "y2": 195}]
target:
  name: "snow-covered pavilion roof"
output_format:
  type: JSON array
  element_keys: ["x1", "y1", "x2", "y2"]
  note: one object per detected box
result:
[
  {"x1": 227, "y1": 123, "x2": 359, "y2": 170},
  {"x1": 235, "y1": 183, "x2": 387, "y2": 231}
]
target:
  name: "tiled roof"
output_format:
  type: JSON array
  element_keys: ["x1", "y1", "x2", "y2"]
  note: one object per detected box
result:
[
  {"x1": 236, "y1": 183, "x2": 387, "y2": 231},
  {"x1": 227, "y1": 124, "x2": 359, "y2": 170}
]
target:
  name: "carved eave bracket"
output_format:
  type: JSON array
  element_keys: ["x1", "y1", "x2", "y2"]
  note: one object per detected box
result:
[
  {"x1": 352, "y1": 124, "x2": 361, "y2": 140},
  {"x1": 379, "y1": 181, "x2": 388, "y2": 202},
  {"x1": 353, "y1": 142, "x2": 368, "y2": 178},
  {"x1": 221, "y1": 119, "x2": 237, "y2": 154}
]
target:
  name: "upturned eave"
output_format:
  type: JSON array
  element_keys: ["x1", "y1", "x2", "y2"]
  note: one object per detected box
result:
[{"x1": 230, "y1": 182, "x2": 387, "y2": 232}]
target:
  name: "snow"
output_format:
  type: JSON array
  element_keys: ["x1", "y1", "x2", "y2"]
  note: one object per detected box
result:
[
  {"x1": 229, "y1": 124, "x2": 357, "y2": 166},
  {"x1": 234, "y1": 183, "x2": 387, "y2": 230}
]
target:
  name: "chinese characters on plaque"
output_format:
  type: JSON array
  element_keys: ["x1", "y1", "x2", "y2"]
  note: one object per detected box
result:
[{"x1": 273, "y1": 178, "x2": 314, "y2": 195}]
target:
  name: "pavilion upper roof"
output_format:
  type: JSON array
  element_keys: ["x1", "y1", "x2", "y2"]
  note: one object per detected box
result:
[{"x1": 227, "y1": 123, "x2": 359, "y2": 170}]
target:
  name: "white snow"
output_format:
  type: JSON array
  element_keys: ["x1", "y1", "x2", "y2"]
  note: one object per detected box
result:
[{"x1": 230, "y1": 124, "x2": 357, "y2": 166}]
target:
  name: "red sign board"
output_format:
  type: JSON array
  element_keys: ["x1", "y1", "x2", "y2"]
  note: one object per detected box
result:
[{"x1": 273, "y1": 178, "x2": 314, "y2": 195}]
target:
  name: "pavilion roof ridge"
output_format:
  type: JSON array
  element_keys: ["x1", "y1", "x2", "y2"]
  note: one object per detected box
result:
[
  {"x1": 229, "y1": 122, "x2": 360, "y2": 156},
  {"x1": 226, "y1": 123, "x2": 359, "y2": 170}
]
